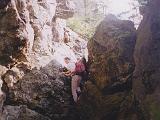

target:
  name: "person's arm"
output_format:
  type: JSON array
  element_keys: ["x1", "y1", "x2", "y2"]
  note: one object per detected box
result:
[
  {"x1": 64, "y1": 69, "x2": 75, "y2": 76},
  {"x1": 63, "y1": 70, "x2": 72, "y2": 76},
  {"x1": 65, "y1": 72, "x2": 72, "y2": 76},
  {"x1": 62, "y1": 70, "x2": 70, "y2": 74},
  {"x1": 63, "y1": 62, "x2": 76, "y2": 76}
]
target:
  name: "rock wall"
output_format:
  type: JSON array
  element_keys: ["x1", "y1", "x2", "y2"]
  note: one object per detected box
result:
[
  {"x1": 2, "y1": 60, "x2": 76, "y2": 120},
  {"x1": 0, "y1": 0, "x2": 75, "y2": 67},
  {"x1": 133, "y1": 0, "x2": 160, "y2": 119},
  {"x1": 78, "y1": 15, "x2": 137, "y2": 120},
  {"x1": 0, "y1": 0, "x2": 86, "y2": 119}
]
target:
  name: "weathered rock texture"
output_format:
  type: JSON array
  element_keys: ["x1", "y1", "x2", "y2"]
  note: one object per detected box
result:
[
  {"x1": 0, "y1": 0, "x2": 76, "y2": 67},
  {"x1": 3, "y1": 0, "x2": 160, "y2": 119},
  {"x1": 2, "y1": 60, "x2": 76, "y2": 120},
  {"x1": 133, "y1": 0, "x2": 160, "y2": 119},
  {"x1": 1, "y1": 105, "x2": 50, "y2": 120},
  {"x1": 78, "y1": 15, "x2": 137, "y2": 120},
  {"x1": 0, "y1": 0, "x2": 85, "y2": 119},
  {"x1": 0, "y1": 60, "x2": 79, "y2": 120}
]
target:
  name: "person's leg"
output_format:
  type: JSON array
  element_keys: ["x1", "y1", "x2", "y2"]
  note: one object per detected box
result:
[
  {"x1": 76, "y1": 75, "x2": 81, "y2": 92},
  {"x1": 71, "y1": 75, "x2": 78, "y2": 102},
  {"x1": 76, "y1": 76, "x2": 82, "y2": 100},
  {"x1": 71, "y1": 75, "x2": 81, "y2": 102}
]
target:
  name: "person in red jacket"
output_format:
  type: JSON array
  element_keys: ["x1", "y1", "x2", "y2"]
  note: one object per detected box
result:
[
  {"x1": 72, "y1": 57, "x2": 87, "y2": 102},
  {"x1": 63, "y1": 57, "x2": 87, "y2": 103}
]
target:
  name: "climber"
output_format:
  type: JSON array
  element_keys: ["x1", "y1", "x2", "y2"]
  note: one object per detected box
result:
[
  {"x1": 74, "y1": 57, "x2": 87, "y2": 88},
  {"x1": 62, "y1": 57, "x2": 87, "y2": 103},
  {"x1": 63, "y1": 57, "x2": 75, "y2": 77},
  {"x1": 71, "y1": 57, "x2": 87, "y2": 102},
  {"x1": 63, "y1": 57, "x2": 79, "y2": 102}
]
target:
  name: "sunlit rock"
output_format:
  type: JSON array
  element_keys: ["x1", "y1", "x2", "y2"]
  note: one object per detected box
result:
[
  {"x1": 56, "y1": 0, "x2": 75, "y2": 19},
  {"x1": 3, "y1": 62, "x2": 30, "y2": 88},
  {"x1": 0, "y1": 0, "x2": 80, "y2": 119}
]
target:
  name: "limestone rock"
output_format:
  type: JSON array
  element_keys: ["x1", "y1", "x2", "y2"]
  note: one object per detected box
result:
[
  {"x1": 88, "y1": 15, "x2": 136, "y2": 90},
  {"x1": 0, "y1": 0, "x2": 75, "y2": 67},
  {"x1": 56, "y1": 0, "x2": 75, "y2": 19},
  {"x1": 3, "y1": 62, "x2": 31, "y2": 88},
  {"x1": 0, "y1": 0, "x2": 86, "y2": 119},
  {"x1": 0, "y1": 65, "x2": 8, "y2": 111},
  {"x1": 1, "y1": 105, "x2": 50, "y2": 120},
  {"x1": 52, "y1": 18, "x2": 66, "y2": 42},
  {"x1": 3, "y1": 60, "x2": 73, "y2": 119},
  {"x1": 0, "y1": 65, "x2": 8, "y2": 76},
  {"x1": 29, "y1": 0, "x2": 57, "y2": 56},
  {"x1": 0, "y1": 0, "x2": 34, "y2": 64},
  {"x1": 79, "y1": 15, "x2": 136, "y2": 120}
]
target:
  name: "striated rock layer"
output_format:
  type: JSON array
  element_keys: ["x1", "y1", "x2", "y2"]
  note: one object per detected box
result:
[
  {"x1": 78, "y1": 15, "x2": 137, "y2": 120},
  {"x1": 133, "y1": 0, "x2": 160, "y2": 119}
]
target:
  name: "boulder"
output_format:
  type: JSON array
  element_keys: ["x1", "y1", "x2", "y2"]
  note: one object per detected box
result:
[
  {"x1": 79, "y1": 15, "x2": 137, "y2": 120},
  {"x1": 3, "y1": 60, "x2": 75, "y2": 119},
  {"x1": 88, "y1": 15, "x2": 136, "y2": 90}
]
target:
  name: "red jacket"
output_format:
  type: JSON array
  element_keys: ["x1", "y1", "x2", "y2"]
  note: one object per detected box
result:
[{"x1": 75, "y1": 61, "x2": 85, "y2": 74}]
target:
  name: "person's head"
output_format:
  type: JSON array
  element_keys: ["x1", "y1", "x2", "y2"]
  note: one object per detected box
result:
[
  {"x1": 81, "y1": 57, "x2": 86, "y2": 64},
  {"x1": 64, "y1": 57, "x2": 71, "y2": 64},
  {"x1": 76, "y1": 57, "x2": 81, "y2": 62}
]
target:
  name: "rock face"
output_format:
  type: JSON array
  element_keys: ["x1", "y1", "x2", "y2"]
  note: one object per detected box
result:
[
  {"x1": 1, "y1": 61, "x2": 79, "y2": 120},
  {"x1": 52, "y1": 27, "x2": 88, "y2": 65},
  {"x1": 0, "y1": 0, "x2": 75, "y2": 66},
  {"x1": 56, "y1": 0, "x2": 75, "y2": 19},
  {"x1": 0, "y1": 0, "x2": 85, "y2": 119},
  {"x1": 79, "y1": 15, "x2": 137, "y2": 120},
  {"x1": 2, "y1": 60, "x2": 74, "y2": 120},
  {"x1": 133, "y1": 0, "x2": 160, "y2": 119}
]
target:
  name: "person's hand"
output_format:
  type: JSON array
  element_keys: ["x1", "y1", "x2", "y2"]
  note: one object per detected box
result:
[
  {"x1": 65, "y1": 73, "x2": 71, "y2": 76},
  {"x1": 62, "y1": 72, "x2": 66, "y2": 74},
  {"x1": 66, "y1": 72, "x2": 74, "y2": 76}
]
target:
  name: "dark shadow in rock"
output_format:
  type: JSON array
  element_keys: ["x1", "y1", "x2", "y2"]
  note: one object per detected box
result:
[{"x1": 102, "y1": 75, "x2": 132, "y2": 95}]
